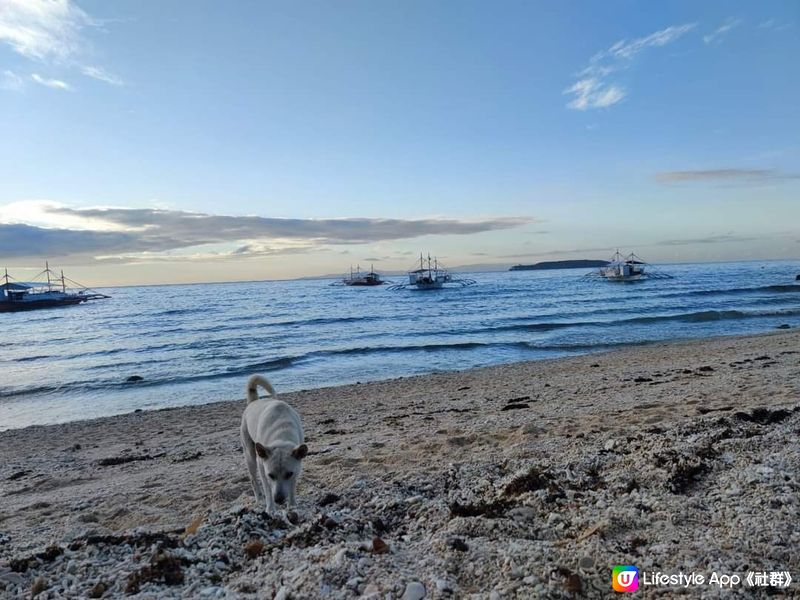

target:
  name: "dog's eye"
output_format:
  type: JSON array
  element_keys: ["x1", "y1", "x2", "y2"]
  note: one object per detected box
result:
[
  {"x1": 285, "y1": 472, "x2": 294, "y2": 479},
  {"x1": 268, "y1": 473, "x2": 276, "y2": 480}
]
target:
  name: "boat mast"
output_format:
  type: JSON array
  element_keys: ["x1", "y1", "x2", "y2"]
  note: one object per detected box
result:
[
  {"x1": 61, "y1": 270, "x2": 66, "y2": 293},
  {"x1": 46, "y1": 261, "x2": 52, "y2": 291}
]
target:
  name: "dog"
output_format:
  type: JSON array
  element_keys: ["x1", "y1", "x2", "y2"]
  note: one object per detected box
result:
[{"x1": 240, "y1": 375, "x2": 307, "y2": 512}]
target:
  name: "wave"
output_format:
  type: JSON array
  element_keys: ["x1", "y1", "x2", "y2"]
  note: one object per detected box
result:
[
  {"x1": 618, "y1": 307, "x2": 800, "y2": 325},
  {"x1": 671, "y1": 284, "x2": 800, "y2": 299}
]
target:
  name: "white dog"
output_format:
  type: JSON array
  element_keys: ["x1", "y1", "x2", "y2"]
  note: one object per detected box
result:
[{"x1": 240, "y1": 375, "x2": 307, "y2": 512}]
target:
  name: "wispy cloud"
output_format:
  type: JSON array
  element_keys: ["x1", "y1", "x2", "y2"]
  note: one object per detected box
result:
[
  {"x1": 1, "y1": 69, "x2": 25, "y2": 91},
  {"x1": 758, "y1": 19, "x2": 792, "y2": 32},
  {"x1": 656, "y1": 234, "x2": 758, "y2": 246},
  {"x1": 704, "y1": 18, "x2": 742, "y2": 44},
  {"x1": 81, "y1": 65, "x2": 123, "y2": 86},
  {"x1": 655, "y1": 169, "x2": 800, "y2": 184},
  {"x1": 0, "y1": 0, "x2": 90, "y2": 62},
  {"x1": 0, "y1": 0, "x2": 122, "y2": 89},
  {"x1": 565, "y1": 23, "x2": 696, "y2": 111},
  {"x1": 0, "y1": 202, "x2": 535, "y2": 261},
  {"x1": 30, "y1": 73, "x2": 71, "y2": 90}
]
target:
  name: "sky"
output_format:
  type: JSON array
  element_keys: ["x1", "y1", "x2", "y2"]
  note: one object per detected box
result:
[{"x1": 0, "y1": 0, "x2": 798, "y2": 286}]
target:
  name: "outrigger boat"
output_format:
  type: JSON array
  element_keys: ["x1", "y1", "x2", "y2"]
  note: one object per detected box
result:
[
  {"x1": 388, "y1": 253, "x2": 476, "y2": 290},
  {"x1": 341, "y1": 264, "x2": 385, "y2": 287},
  {"x1": 1, "y1": 263, "x2": 110, "y2": 312},
  {"x1": 587, "y1": 250, "x2": 673, "y2": 282}
]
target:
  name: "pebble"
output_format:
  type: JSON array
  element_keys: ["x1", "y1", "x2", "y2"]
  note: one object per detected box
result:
[
  {"x1": 274, "y1": 586, "x2": 289, "y2": 600},
  {"x1": 435, "y1": 578, "x2": 455, "y2": 593},
  {"x1": 401, "y1": 581, "x2": 426, "y2": 600}
]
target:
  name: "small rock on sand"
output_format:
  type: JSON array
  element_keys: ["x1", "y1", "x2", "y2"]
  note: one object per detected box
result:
[{"x1": 402, "y1": 581, "x2": 426, "y2": 600}]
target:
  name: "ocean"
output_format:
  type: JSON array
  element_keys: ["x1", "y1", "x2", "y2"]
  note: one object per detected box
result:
[{"x1": 1, "y1": 260, "x2": 798, "y2": 430}]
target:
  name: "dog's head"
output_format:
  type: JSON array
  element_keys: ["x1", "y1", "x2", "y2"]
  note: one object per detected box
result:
[{"x1": 254, "y1": 442, "x2": 308, "y2": 505}]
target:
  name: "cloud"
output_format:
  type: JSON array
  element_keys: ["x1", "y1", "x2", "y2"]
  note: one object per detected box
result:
[
  {"x1": 0, "y1": 0, "x2": 91, "y2": 62},
  {"x1": 500, "y1": 246, "x2": 613, "y2": 259},
  {"x1": 759, "y1": 19, "x2": 792, "y2": 32},
  {"x1": 30, "y1": 73, "x2": 71, "y2": 90},
  {"x1": 0, "y1": 202, "x2": 534, "y2": 261},
  {"x1": 1, "y1": 69, "x2": 25, "y2": 91},
  {"x1": 655, "y1": 169, "x2": 800, "y2": 184},
  {"x1": 566, "y1": 23, "x2": 696, "y2": 111},
  {"x1": 0, "y1": 1, "x2": 122, "y2": 88},
  {"x1": 564, "y1": 78, "x2": 625, "y2": 111},
  {"x1": 704, "y1": 18, "x2": 742, "y2": 44},
  {"x1": 600, "y1": 23, "x2": 698, "y2": 61},
  {"x1": 656, "y1": 234, "x2": 758, "y2": 246},
  {"x1": 81, "y1": 65, "x2": 123, "y2": 86}
]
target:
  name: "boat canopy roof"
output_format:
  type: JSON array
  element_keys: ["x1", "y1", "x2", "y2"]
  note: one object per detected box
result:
[{"x1": 1, "y1": 281, "x2": 34, "y2": 290}]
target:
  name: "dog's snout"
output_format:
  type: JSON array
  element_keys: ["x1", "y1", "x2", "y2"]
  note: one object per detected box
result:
[{"x1": 275, "y1": 494, "x2": 287, "y2": 505}]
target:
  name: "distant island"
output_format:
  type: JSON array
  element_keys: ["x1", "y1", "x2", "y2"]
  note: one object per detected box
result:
[{"x1": 509, "y1": 259, "x2": 609, "y2": 271}]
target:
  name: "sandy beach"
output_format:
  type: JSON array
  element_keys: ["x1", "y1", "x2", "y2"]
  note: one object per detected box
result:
[{"x1": 1, "y1": 330, "x2": 798, "y2": 598}]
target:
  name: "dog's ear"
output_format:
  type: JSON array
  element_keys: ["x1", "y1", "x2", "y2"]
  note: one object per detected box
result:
[
  {"x1": 291, "y1": 444, "x2": 308, "y2": 460},
  {"x1": 255, "y1": 443, "x2": 270, "y2": 459}
]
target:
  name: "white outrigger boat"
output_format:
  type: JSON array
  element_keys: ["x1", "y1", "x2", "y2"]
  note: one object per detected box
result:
[
  {"x1": 388, "y1": 253, "x2": 476, "y2": 290},
  {"x1": 588, "y1": 251, "x2": 673, "y2": 282},
  {"x1": 1, "y1": 263, "x2": 110, "y2": 312}
]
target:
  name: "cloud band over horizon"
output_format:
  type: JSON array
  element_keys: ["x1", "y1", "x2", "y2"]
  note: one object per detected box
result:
[{"x1": 0, "y1": 203, "x2": 534, "y2": 262}]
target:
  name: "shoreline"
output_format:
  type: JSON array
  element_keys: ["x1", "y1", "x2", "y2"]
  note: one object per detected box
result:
[
  {"x1": 2, "y1": 328, "x2": 795, "y2": 435},
  {"x1": 1, "y1": 329, "x2": 798, "y2": 597}
]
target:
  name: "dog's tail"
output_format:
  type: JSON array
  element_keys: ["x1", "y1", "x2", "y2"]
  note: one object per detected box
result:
[{"x1": 246, "y1": 374, "x2": 276, "y2": 404}]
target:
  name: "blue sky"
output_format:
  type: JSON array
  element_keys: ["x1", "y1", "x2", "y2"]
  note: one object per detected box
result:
[{"x1": 0, "y1": 0, "x2": 798, "y2": 285}]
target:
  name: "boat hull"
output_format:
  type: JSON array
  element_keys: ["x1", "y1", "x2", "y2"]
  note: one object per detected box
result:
[
  {"x1": 411, "y1": 281, "x2": 445, "y2": 290},
  {"x1": 602, "y1": 274, "x2": 645, "y2": 282},
  {"x1": 0, "y1": 298, "x2": 86, "y2": 312},
  {"x1": 344, "y1": 280, "x2": 384, "y2": 286}
]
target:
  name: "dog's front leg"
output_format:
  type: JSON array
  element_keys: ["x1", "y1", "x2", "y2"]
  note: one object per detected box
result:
[
  {"x1": 258, "y1": 463, "x2": 276, "y2": 513},
  {"x1": 244, "y1": 447, "x2": 264, "y2": 504},
  {"x1": 288, "y1": 485, "x2": 296, "y2": 508}
]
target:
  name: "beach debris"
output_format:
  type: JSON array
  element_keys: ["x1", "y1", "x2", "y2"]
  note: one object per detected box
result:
[
  {"x1": 734, "y1": 407, "x2": 792, "y2": 425},
  {"x1": 503, "y1": 466, "x2": 556, "y2": 497},
  {"x1": 6, "y1": 470, "x2": 30, "y2": 481},
  {"x1": 243, "y1": 539, "x2": 266, "y2": 559},
  {"x1": 501, "y1": 402, "x2": 529, "y2": 411},
  {"x1": 125, "y1": 549, "x2": 184, "y2": 593},
  {"x1": 96, "y1": 452, "x2": 163, "y2": 467},
  {"x1": 171, "y1": 450, "x2": 203, "y2": 463},
  {"x1": 448, "y1": 537, "x2": 469, "y2": 552},
  {"x1": 184, "y1": 514, "x2": 205, "y2": 536},
  {"x1": 317, "y1": 492, "x2": 340, "y2": 506},
  {"x1": 564, "y1": 572, "x2": 582, "y2": 594},
  {"x1": 449, "y1": 499, "x2": 510, "y2": 519},
  {"x1": 371, "y1": 536, "x2": 389, "y2": 554},
  {"x1": 30, "y1": 576, "x2": 47, "y2": 597}
]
